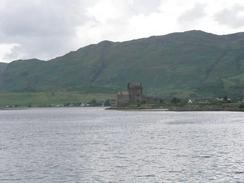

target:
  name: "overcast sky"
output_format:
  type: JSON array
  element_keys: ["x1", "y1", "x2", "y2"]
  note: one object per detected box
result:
[{"x1": 1, "y1": 0, "x2": 244, "y2": 63}]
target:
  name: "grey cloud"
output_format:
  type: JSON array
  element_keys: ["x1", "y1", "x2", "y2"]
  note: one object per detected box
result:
[
  {"x1": 215, "y1": 5, "x2": 244, "y2": 28},
  {"x1": 178, "y1": 3, "x2": 206, "y2": 25},
  {"x1": 4, "y1": 36, "x2": 77, "y2": 61},
  {"x1": 130, "y1": 0, "x2": 161, "y2": 15},
  {"x1": 0, "y1": 0, "x2": 162, "y2": 62},
  {"x1": 0, "y1": 0, "x2": 94, "y2": 61}
]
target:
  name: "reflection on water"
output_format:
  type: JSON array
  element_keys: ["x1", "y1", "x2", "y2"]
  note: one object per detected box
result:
[{"x1": 0, "y1": 108, "x2": 244, "y2": 182}]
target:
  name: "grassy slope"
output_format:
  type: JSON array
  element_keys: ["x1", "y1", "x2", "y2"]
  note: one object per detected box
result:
[
  {"x1": 1, "y1": 31, "x2": 244, "y2": 98},
  {"x1": 0, "y1": 63, "x2": 7, "y2": 72},
  {"x1": 0, "y1": 91, "x2": 114, "y2": 107},
  {"x1": 0, "y1": 63, "x2": 7, "y2": 89}
]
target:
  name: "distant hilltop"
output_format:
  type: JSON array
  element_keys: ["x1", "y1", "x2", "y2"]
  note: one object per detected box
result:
[{"x1": 1, "y1": 30, "x2": 244, "y2": 98}]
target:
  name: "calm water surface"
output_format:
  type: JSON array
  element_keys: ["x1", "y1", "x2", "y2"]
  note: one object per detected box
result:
[{"x1": 0, "y1": 108, "x2": 244, "y2": 183}]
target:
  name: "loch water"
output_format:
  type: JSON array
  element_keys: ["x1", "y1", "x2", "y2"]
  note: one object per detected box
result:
[{"x1": 0, "y1": 107, "x2": 244, "y2": 182}]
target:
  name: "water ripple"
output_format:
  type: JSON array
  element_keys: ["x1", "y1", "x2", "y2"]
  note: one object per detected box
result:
[{"x1": 0, "y1": 108, "x2": 244, "y2": 182}]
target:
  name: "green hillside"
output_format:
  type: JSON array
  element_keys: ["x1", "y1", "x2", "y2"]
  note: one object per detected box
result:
[
  {"x1": 1, "y1": 30, "x2": 244, "y2": 98},
  {"x1": 0, "y1": 63, "x2": 7, "y2": 86},
  {"x1": 0, "y1": 63, "x2": 7, "y2": 74}
]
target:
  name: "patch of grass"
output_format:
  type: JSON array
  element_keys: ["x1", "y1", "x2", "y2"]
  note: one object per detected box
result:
[{"x1": 0, "y1": 91, "x2": 115, "y2": 107}]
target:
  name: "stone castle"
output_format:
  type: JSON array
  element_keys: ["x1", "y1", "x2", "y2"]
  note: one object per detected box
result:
[
  {"x1": 117, "y1": 82, "x2": 143, "y2": 107},
  {"x1": 116, "y1": 82, "x2": 160, "y2": 107}
]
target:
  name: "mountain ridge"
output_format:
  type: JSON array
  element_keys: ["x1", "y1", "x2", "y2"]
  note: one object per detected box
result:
[{"x1": 1, "y1": 30, "x2": 244, "y2": 98}]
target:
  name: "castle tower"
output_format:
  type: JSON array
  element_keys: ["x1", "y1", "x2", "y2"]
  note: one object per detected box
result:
[{"x1": 127, "y1": 82, "x2": 143, "y2": 103}]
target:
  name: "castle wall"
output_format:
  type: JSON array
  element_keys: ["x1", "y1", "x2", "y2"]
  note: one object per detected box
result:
[{"x1": 117, "y1": 92, "x2": 129, "y2": 107}]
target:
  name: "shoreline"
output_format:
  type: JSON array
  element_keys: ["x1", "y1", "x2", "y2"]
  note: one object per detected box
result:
[
  {"x1": 0, "y1": 106, "x2": 243, "y2": 112},
  {"x1": 106, "y1": 107, "x2": 244, "y2": 112}
]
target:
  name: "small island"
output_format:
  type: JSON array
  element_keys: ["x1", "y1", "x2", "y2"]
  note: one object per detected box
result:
[{"x1": 109, "y1": 82, "x2": 244, "y2": 112}]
